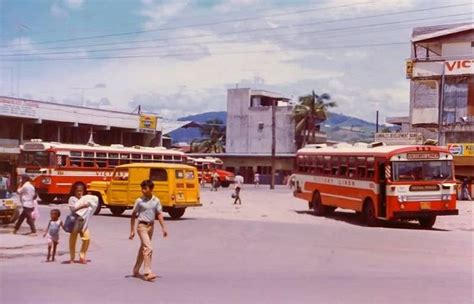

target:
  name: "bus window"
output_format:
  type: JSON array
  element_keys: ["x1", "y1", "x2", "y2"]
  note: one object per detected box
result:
[
  {"x1": 70, "y1": 151, "x2": 81, "y2": 157},
  {"x1": 132, "y1": 154, "x2": 141, "y2": 162},
  {"x1": 109, "y1": 153, "x2": 119, "y2": 166},
  {"x1": 323, "y1": 155, "x2": 331, "y2": 175},
  {"x1": 164, "y1": 155, "x2": 173, "y2": 162},
  {"x1": 96, "y1": 152, "x2": 107, "y2": 167},
  {"x1": 19, "y1": 151, "x2": 50, "y2": 167},
  {"x1": 84, "y1": 152, "x2": 94, "y2": 158},
  {"x1": 57, "y1": 155, "x2": 68, "y2": 167},
  {"x1": 331, "y1": 156, "x2": 339, "y2": 175},
  {"x1": 339, "y1": 156, "x2": 347, "y2": 176},
  {"x1": 83, "y1": 160, "x2": 95, "y2": 167},
  {"x1": 185, "y1": 171, "x2": 195, "y2": 179},
  {"x1": 153, "y1": 155, "x2": 163, "y2": 161},
  {"x1": 150, "y1": 169, "x2": 167, "y2": 181},
  {"x1": 143, "y1": 154, "x2": 152, "y2": 161},
  {"x1": 392, "y1": 161, "x2": 453, "y2": 181},
  {"x1": 70, "y1": 158, "x2": 81, "y2": 167},
  {"x1": 120, "y1": 154, "x2": 130, "y2": 164}
]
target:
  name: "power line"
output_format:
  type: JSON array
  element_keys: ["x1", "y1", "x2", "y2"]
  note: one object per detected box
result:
[
  {"x1": 3, "y1": 2, "x2": 469, "y2": 53},
  {"x1": 1, "y1": 12, "x2": 469, "y2": 58},
  {"x1": 1, "y1": 41, "x2": 409, "y2": 62},
  {"x1": 1, "y1": 1, "x2": 376, "y2": 47}
]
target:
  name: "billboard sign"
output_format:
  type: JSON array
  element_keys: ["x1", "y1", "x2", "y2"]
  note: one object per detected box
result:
[{"x1": 375, "y1": 132, "x2": 424, "y2": 145}]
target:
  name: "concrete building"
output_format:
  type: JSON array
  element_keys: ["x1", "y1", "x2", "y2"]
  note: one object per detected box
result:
[
  {"x1": 215, "y1": 88, "x2": 297, "y2": 183},
  {"x1": 226, "y1": 88, "x2": 295, "y2": 154},
  {"x1": 388, "y1": 23, "x2": 473, "y2": 187}
]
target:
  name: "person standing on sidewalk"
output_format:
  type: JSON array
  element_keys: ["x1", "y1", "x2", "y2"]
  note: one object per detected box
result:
[
  {"x1": 129, "y1": 180, "x2": 168, "y2": 281},
  {"x1": 13, "y1": 175, "x2": 37, "y2": 235}
]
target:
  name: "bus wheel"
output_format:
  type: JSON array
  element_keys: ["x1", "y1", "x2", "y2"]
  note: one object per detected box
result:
[
  {"x1": 110, "y1": 207, "x2": 126, "y2": 216},
  {"x1": 312, "y1": 192, "x2": 327, "y2": 216},
  {"x1": 418, "y1": 216, "x2": 436, "y2": 229},
  {"x1": 363, "y1": 199, "x2": 378, "y2": 227},
  {"x1": 220, "y1": 181, "x2": 230, "y2": 188},
  {"x1": 168, "y1": 208, "x2": 185, "y2": 219}
]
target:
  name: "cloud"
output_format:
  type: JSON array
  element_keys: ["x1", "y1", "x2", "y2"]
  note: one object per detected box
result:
[
  {"x1": 214, "y1": 0, "x2": 263, "y2": 13},
  {"x1": 139, "y1": 0, "x2": 190, "y2": 29},
  {"x1": 50, "y1": 0, "x2": 84, "y2": 18}
]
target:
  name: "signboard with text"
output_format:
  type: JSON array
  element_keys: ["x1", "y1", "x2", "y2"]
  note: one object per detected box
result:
[
  {"x1": 0, "y1": 97, "x2": 39, "y2": 118},
  {"x1": 447, "y1": 143, "x2": 474, "y2": 157},
  {"x1": 410, "y1": 60, "x2": 473, "y2": 78},
  {"x1": 375, "y1": 132, "x2": 424, "y2": 145},
  {"x1": 139, "y1": 114, "x2": 157, "y2": 133}
]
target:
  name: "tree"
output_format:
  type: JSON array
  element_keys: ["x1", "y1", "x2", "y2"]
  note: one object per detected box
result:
[
  {"x1": 190, "y1": 119, "x2": 226, "y2": 153},
  {"x1": 293, "y1": 91, "x2": 336, "y2": 149}
]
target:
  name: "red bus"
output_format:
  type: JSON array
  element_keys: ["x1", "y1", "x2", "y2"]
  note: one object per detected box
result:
[
  {"x1": 188, "y1": 157, "x2": 234, "y2": 187},
  {"x1": 293, "y1": 143, "x2": 458, "y2": 228},
  {"x1": 18, "y1": 140, "x2": 187, "y2": 202}
]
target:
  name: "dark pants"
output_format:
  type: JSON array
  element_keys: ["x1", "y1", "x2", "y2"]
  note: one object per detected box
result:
[
  {"x1": 14, "y1": 207, "x2": 36, "y2": 233},
  {"x1": 233, "y1": 187, "x2": 242, "y2": 204}
]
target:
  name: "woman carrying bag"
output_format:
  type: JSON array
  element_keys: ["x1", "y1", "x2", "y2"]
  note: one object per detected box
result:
[{"x1": 67, "y1": 184, "x2": 98, "y2": 264}]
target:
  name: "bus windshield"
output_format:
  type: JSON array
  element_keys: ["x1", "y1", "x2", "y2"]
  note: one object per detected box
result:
[
  {"x1": 392, "y1": 161, "x2": 452, "y2": 181},
  {"x1": 19, "y1": 151, "x2": 51, "y2": 167}
]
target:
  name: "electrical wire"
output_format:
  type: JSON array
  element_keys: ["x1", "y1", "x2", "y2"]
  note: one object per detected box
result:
[{"x1": 1, "y1": 12, "x2": 469, "y2": 58}]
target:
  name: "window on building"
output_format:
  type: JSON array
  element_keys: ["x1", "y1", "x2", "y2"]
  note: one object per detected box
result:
[{"x1": 443, "y1": 78, "x2": 468, "y2": 125}]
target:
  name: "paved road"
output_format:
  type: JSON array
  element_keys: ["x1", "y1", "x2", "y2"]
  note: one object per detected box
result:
[{"x1": 1, "y1": 204, "x2": 472, "y2": 304}]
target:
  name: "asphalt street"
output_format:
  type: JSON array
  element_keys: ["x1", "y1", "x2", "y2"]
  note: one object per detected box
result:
[{"x1": 0, "y1": 188, "x2": 472, "y2": 304}]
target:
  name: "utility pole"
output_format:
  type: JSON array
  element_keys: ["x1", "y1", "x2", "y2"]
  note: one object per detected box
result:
[
  {"x1": 270, "y1": 99, "x2": 276, "y2": 190},
  {"x1": 376, "y1": 110, "x2": 379, "y2": 133}
]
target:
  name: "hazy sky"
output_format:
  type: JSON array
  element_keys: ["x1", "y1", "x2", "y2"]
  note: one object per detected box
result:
[{"x1": 0, "y1": 0, "x2": 471, "y2": 122}]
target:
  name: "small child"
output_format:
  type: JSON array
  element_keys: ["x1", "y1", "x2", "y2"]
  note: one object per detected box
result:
[{"x1": 43, "y1": 209, "x2": 64, "y2": 262}]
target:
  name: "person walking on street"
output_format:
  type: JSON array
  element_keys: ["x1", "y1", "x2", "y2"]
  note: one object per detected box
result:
[
  {"x1": 461, "y1": 178, "x2": 472, "y2": 201},
  {"x1": 254, "y1": 172, "x2": 260, "y2": 188},
  {"x1": 211, "y1": 170, "x2": 219, "y2": 191},
  {"x1": 13, "y1": 175, "x2": 37, "y2": 235},
  {"x1": 43, "y1": 209, "x2": 64, "y2": 262},
  {"x1": 68, "y1": 184, "x2": 98, "y2": 264},
  {"x1": 233, "y1": 174, "x2": 244, "y2": 205},
  {"x1": 129, "y1": 180, "x2": 168, "y2": 281}
]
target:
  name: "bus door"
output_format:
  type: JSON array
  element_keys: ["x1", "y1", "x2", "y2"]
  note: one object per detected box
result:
[{"x1": 378, "y1": 162, "x2": 387, "y2": 218}]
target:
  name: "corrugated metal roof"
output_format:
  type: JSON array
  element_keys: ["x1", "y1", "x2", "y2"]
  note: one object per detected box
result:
[
  {"x1": 412, "y1": 23, "x2": 473, "y2": 42},
  {"x1": 160, "y1": 120, "x2": 200, "y2": 134}
]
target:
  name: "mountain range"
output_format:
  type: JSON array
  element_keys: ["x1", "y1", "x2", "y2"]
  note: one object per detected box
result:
[{"x1": 169, "y1": 111, "x2": 389, "y2": 144}]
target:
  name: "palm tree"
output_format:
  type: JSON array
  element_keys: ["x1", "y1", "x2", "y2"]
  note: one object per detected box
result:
[
  {"x1": 190, "y1": 119, "x2": 226, "y2": 153},
  {"x1": 294, "y1": 91, "x2": 336, "y2": 148}
]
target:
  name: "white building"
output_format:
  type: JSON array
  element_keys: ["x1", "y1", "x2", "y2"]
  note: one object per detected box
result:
[{"x1": 226, "y1": 88, "x2": 295, "y2": 154}]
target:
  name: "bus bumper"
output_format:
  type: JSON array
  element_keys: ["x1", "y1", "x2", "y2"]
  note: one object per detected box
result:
[{"x1": 392, "y1": 209, "x2": 459, "y2": 219}]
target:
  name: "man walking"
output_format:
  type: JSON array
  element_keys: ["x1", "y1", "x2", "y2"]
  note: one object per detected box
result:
[
  {"x1": 129, "y1": 180, "x2": 168, "y2": 281},
  {"x1": 13, "y1": 175, "x2": 37, "y2": 235},
  {"x1": 233, "y1": 173, "x2": 244, "y2": 205}
]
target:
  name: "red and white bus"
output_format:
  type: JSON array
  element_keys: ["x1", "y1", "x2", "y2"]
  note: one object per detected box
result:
[
  {"x1": 293, "y1": 143, "x2": 458, "y2": 228},
  {"x1": 188, "y1": 157, "x2": 234, "y2": 187},
  {"x1": 18, "y1": 140, "x2": 187, "y2": 202}
]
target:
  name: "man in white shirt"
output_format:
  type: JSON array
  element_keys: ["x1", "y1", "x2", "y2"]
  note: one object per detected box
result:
[
  {"x1": 13, "y1": 175, "x2": 37, "y2": 235},
  {"x1": 233, "y1": 174, "x2": 244, "y2": 205}
]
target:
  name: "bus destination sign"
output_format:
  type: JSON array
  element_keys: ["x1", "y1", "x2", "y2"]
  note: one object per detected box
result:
[{"x1": 407, "y1": 152, "x2": 439, "y2": 160}]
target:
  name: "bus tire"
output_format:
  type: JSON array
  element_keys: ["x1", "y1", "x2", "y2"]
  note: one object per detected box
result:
[
  {"x1": 312, "y1": 192, "x2": 327, "y2": 216},
  {"x1": 220, "y1": 181, "x2": 230, "y2": 188},
  {"x1": 418, "y1": 216, "x2": 436, "y2": 229},
  {"x1": 168, "y1": 208, "x2": 185, "y2": 219},
  {"x1": 110, "y1": 206, "x2": 126, "y2": 216},
  {"x1": 363, "y1": 199, "x2": 378, "y2": 227}
]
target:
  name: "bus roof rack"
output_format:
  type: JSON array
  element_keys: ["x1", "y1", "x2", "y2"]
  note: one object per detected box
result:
[
  {"x1": 332, "y1": 143, "x2": 352, "y2": 148},
  {"x1": 110, "y1": 144, "x2": 124, "y2": 149},
  {"x1": 353, "y1": 142, "x2": 368, "y2": 148}
]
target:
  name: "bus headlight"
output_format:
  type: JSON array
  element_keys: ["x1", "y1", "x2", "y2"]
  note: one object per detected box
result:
[
  {"x1": 398, "y1": 195, "x2": 407, "y2": 202},
  {"x1": 41, "y1": 177, "x2": 51, "y2": 185}
]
